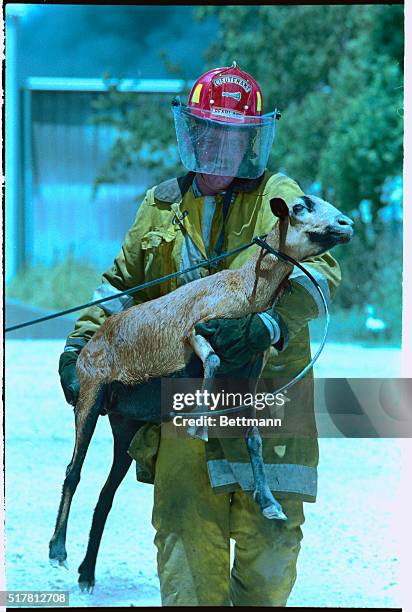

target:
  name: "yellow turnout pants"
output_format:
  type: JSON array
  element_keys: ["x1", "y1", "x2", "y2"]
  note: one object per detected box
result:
[{"x1": 152, "y1": 436, "x2": 305, "y2": 606}]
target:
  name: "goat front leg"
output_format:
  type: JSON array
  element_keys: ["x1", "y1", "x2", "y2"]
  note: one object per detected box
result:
[
  {"x1": 245, "y1": 426, "x2": 287, "y2": 520},
  {"x1": 245, "y1": 349, "x2": 287, "y2": 520},
  {"x1": 185, "y1": 331, "x2": 220, "y2": 442}
]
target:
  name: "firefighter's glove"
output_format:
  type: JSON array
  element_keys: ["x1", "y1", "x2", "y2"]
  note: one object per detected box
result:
[
  {"x1": 59, "y1": 349, "x2": 81, "y2": 406},
  {"x1": 194, "y1": 309, "x2": 288, "y2": 377}
]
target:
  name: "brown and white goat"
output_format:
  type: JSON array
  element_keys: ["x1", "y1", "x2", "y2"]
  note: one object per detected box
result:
[{"x1": 49, "y1": 195, "x2": 353, "y2": 590}]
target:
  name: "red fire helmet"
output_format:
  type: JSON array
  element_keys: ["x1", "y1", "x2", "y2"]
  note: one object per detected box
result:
[
  {"x1": 171, "y1": 62, "x2": 280, "y2": 179},
  {"x1": 188, "y1": 61, "x2": 264, "y2": 122}
]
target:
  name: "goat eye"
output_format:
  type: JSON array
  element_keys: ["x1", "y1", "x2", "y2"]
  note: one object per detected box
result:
[{"x1": 293, "y1": 204, "x2": 305, "y2": 214}]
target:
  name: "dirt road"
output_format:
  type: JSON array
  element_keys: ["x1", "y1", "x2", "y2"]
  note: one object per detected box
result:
[{"x1": 4, "y1": 340, "x2": 403, "y2": 607}]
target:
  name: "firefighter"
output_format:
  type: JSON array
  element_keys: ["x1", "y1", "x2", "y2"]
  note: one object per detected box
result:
[{"x1": 59, "y1": 63, "x2": 341, "y2": 606}]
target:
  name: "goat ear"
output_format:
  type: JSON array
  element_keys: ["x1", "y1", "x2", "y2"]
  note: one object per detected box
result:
[{"x1": 270, "y1": 197, "x2": 289, "y2": 219}]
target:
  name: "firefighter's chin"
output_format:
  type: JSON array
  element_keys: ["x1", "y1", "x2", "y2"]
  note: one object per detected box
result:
[{"x1": 197, "y1": 173, "x2": 235, "y2": 194}]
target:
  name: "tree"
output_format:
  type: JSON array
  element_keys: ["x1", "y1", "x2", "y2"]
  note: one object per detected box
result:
[
  {"x1": 91, "y1": 80, "x2": 191, "y2": 189},
  {"x1": 194, "y1": 4, "x2": 403, "y2": 330},
  {"x1": 195, "y1": 5, "x2": 403, "y2": 203}
]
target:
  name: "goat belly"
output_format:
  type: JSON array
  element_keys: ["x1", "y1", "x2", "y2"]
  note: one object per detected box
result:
[
  {"x1": 106, "y1": 379, "x2": 164, "y2": 423},
  {"x1": 91, "y1": 318, "x2": 188, "y2": 385}
]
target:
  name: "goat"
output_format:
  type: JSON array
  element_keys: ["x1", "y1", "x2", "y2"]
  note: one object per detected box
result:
[{"x1": 49, "y1": 195, "x2": 353, "y2": 590}]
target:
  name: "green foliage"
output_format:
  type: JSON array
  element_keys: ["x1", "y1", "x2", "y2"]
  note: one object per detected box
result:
[
  {"x1": 318, "y1": 46, "x2": 403, "y2": 219},
  {"x1": 329, "y1": 222, "x2": 402, "y2": 344},
  {"x1": 91, "y1": 77, "x2": 191, "y2": 187},
  {"x1": 310, "y1": 305, "x2": 400, "y2": 346},
  {"x1": 7, "y1": 257, "x2": 101, "y2": 311},
  {"x1": 196, "y1": 5, "x2": 362, "y2": 109},
  {"x1": 196, "y1": 5, "x2": 403, "y2": 203}
]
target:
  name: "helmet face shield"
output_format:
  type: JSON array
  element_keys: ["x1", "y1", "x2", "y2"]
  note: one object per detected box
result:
[{"x1": 172, "y1": 104, "x2": 277, "y2": 179}]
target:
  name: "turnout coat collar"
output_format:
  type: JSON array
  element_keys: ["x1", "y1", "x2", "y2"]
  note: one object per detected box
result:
[{"x1": 153, "y1": 171, "x2": 268, "y2": 204}]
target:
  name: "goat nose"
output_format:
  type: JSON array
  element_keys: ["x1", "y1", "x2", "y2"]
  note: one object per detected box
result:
[{"x1": 337, "y1": 215, "x2": 354, "y2": 226}]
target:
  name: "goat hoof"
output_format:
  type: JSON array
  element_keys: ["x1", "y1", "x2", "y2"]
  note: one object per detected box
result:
[
  {"x1": 78, "y1": 566, "x2": 95, "y2": 593},
  {"x1": 49, "y1": 558, "x2": 69, "y2": 569},
  {"x1": 205, "y1": 353, "x2": 220, "y2": 374},
  {"x1": 253, "y1": 490, "x2": 287, "y2": 521},
  {"x1": 49, "y1": 551, "x2": 69, "y2": 569},
  {"x1": 262, "y1": 504, "x2": 288, "y2": 521},
  {"x1": 49, "y1": 546, "x2": 68, "y2": 568},
  {"x1": 79, "y1": 579, "x2": 95, "y2": 594}
]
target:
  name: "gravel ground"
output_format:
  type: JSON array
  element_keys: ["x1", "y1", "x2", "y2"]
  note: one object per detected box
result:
[{"x1": 4, "y1": 340, "x2": 404, "y2": 607}]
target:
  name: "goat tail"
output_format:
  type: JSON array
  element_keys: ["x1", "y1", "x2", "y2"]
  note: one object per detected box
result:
[{"x1": 49, "y1": 380, "x2": 106, "y2": 567}]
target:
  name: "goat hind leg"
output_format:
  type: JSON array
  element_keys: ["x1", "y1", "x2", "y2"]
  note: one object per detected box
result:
[
  {"x1": 49, "y1": 382, "x2": 104, "y2": 567},
  {"x1": 78, "y1": 414, "x2": 140, "y2": 592}
]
